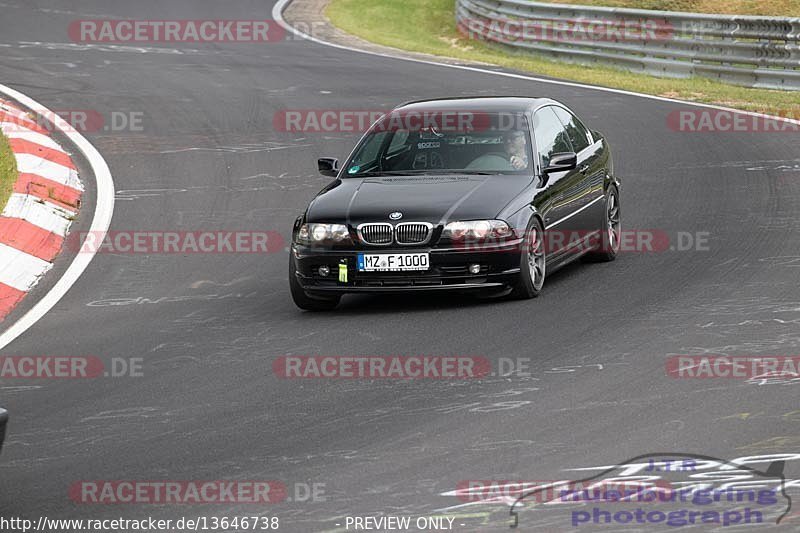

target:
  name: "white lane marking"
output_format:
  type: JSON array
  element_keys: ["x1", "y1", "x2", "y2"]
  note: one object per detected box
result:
[
  {"x1": 271, "y1": 0, "x2": 800, "y2": 127},
  {"x1": 2, "y1": 193, "x2": 75, "y2": 236},
  {"x1": 14, "y1": 153, "x2": 83, "y2": 189},
  {"x1": 0, "y1": 124, "x2": 64, "y2": 151},
  {"x1": 0, "y1": 83, "x2": 115, "y2": 350},
  {"x1": 0, "y1": 243, "x2": 53, "y2": 292}
]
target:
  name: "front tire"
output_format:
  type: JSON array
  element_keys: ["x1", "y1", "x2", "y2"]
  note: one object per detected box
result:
[
  {"x1": 289, "y1": 255, "x2": 341, "y2": 311},
  {"x1": 510, "y1": 218, "x2": 546, "y2": 299}
]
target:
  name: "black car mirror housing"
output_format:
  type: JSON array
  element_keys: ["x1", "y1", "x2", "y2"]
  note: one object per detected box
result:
[
  {"x1": 318, "y1": 157, "x2": 340, "y2": 177},
  {"x1": 543, "y1": 152, "x2": 578, "y2": 174}
]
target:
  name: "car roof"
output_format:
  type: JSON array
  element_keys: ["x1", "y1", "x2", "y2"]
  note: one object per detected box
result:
[{"x1": 393, "y1": 96, "x2": 558, "y2": 113}]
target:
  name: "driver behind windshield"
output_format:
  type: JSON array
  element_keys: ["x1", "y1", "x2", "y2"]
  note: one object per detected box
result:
[{"x1": 505, "y1": 130, "x2": 529, "y2": 170}]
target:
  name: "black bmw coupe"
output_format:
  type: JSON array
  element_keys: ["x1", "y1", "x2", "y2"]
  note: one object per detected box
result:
[{"x1": 290, "y1": 97, "x2": 620, "y2": 310}]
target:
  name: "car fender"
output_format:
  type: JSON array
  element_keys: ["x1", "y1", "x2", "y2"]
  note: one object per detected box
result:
[{"x1": 505, "y1": 204, "x2": 542, "y2": 240}]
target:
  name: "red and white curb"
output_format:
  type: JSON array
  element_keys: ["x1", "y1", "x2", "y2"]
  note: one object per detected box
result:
[
  {"x1": 0, "y1": 84, "x2": 112, "y2": 351},
  {"x1": 0, "y1": 99, "x2": 83, "y2": 320}
]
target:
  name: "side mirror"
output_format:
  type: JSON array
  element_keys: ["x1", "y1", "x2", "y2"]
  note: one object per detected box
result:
[
  {"x1": 543, "y1": 152, "x2": 577, "y2": 174},
  {"x1": 318, "y1": 157, "x2": 340, "y2": 177}
]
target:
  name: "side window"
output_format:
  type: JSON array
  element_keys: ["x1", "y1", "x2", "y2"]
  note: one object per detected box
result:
[
  {"x1": 349, "y1": 131, "x2": 389, "y2": 171},
  {"x1": 386, "y1": 130, "x2": 410, "y2": 155},
  {"x1": 552, "y1": 106, "x2": 592, "y2": 153},
  {"x1": 533, "y1": 107, "x2": 573, "y2": 169}
]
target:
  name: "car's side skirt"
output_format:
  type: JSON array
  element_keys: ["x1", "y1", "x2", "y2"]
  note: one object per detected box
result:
[{"x1": 546, "y1": 229, "x2": 602, "y2": 272}]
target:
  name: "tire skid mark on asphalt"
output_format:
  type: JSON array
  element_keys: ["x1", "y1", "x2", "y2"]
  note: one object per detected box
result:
[
  {"x1": 12, "y1": 41, "x2": 216, "y2": 56},
  {"x1": 158, "y1": 142, "x2": 312, "y2": 155},
  {"x1": 114, "y1": 181, "x2": 316, "y2": 201},
  {"x1": 85, "y1": 291, "x2": 261, "y2": 307}
]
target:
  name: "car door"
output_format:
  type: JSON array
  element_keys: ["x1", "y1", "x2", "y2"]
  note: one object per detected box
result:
[
  {"x1": 551, "y1": 105, "x2": 605, "y2": 236},
  {"x1": 532, "y1": 106, "x2": 583, "y2": 257}
]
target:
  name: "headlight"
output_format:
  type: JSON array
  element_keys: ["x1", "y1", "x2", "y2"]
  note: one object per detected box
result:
[
  {"x1": 442, "y1": 220, "x2": 514, "y2": 241},
  {"x1": 295, "y1": 223, "x2": 352, "y2": 245}
]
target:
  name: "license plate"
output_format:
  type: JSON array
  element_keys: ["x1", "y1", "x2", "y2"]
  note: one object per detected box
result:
[{"x1": 357, "y1": 252, "x2": 429, "y2": 272}]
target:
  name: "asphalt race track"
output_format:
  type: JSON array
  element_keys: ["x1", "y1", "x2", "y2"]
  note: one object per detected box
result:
[{"x1": 1, "y1": 1, "x2": 799, "y2": 531}]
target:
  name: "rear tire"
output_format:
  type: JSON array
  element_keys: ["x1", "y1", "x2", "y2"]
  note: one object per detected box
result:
[
  {"x1": 289, "y1": 255, "x2": 341, "y2": 311},
  {"x1": 510, "y1": 218, "x2": 546, "y2": 299},
  {"x1": 587, "y1": 185, "x2": 620, "y2": 262}
]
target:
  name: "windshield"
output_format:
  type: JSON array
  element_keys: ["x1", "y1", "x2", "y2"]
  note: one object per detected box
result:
[{"x1": 343, "y1": 111, "x2": 533, "y2": 177}]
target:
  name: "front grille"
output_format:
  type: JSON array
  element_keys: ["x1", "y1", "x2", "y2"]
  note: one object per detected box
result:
[
  {"x1": 358, "y1": 223, "x2": 393, "y2": 245},
  {"x1": 395, "y1": 223, "x2": 432, "y2": 245}
]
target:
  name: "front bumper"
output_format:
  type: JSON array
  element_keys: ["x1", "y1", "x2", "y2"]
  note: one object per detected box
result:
[{"x1": 292, "y1": 240, "x2": 523, "y2": 294}]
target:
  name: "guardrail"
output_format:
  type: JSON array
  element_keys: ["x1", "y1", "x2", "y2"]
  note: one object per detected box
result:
[{"x1": 455, "y1": 0, "x2": 800, "y2": 90}]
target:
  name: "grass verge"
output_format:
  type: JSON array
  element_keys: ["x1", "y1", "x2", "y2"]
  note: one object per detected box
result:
[
  {"x1": 326, "y1": 0, "x2": 800, "y2": 117},
  {"x1": 0, "y1": 132, "x2": 17, "y2": 211}
]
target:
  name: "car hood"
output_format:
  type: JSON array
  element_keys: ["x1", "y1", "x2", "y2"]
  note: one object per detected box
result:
[{"x1": 305, "y1": 174, "x2": 533, "y2": 226}]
